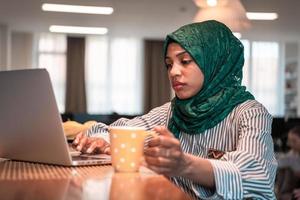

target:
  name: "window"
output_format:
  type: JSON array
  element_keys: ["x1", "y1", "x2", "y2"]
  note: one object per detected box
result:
[
  {"x1": 110, "y1": 38, "x2": 143, "y2": 115},
  {"x1": 242, "y1": 40, "x2": 281, "y2": 116},
  {"x1": 85, "y1": 36, "x2": 143, "y2": 114},
  {"x1": 241, "y1": 40, "x2": 250, "y2": 87},
  {"x1": 38, "y1": 34, "x2": 142, "y2": 115},
  {"x1": 85, "y1": 36, "x2": 109, "y2": 113},
  {"x1": 38, "y1": 34, "x2": 282, "y2": 116},
  {"x1": 38, "y1": 33, "x2": 67, "y2": 112}
]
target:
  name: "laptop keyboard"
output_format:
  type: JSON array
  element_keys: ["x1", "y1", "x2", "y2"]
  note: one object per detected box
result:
[{"x1": 68, "y1": 144, "x2": 82, "y2": 156}]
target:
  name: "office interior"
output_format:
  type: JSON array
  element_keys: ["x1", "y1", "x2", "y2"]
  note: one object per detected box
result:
[
  {"x1": 1, "y1": 0, "x2": 300, "y2": 147},
  {"x1": 1, "y1": 0, "x2": 300, "y2": 150}
]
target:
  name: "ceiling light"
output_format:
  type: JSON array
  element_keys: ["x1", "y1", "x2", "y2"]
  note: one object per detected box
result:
[
  {"x1": 42, "y1": 3, "x2": 113, "y2": 15},
  {"x1": 246, "y1": 12, "x2": 278, "y2": 20},
  {"x1": 193, "y1": 0, "x2": 250, "y2": 32},
  {"x1": 49, "y1": 25, "x2": 108, "y2": 35}
]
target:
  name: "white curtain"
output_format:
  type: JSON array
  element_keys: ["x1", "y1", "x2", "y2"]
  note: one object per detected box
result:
[
  {"x1": 38, "y1": 34, "x2": 282, "y2": 116},
  {"x1": 110, "y1": 38, "x2": 143, "y2": 115},
  {"x1": 39, "y1": 34, "x2": 143, "y2": 115},
  {"x1": 38, "y1": 33, "x2": 67, "y2": 112},
  {"x1": 252, "y1": 42, "x2": 280, "y2": 115},
  {"x1": 242, "y1": 40, "x2": 281, "y2": 116},
  {"x1": 85, "y1": 36, "x2": 143, "y2": 115},
  {"x1": 85, "y1": 36, "x2": 109, "y2": 113}
]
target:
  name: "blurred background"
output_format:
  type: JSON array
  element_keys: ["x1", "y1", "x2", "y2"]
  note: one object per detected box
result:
[{"x1": 0, "y1": 0, "x2": 299, "y2": 135}]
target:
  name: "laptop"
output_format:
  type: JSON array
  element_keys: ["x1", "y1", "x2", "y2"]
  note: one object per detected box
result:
[{"x1": 0, "y1": 68, "x2": 111, "y2": 166}]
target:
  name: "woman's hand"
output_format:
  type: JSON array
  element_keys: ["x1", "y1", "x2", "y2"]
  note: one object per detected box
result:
[
  {"x1": 73, "y1": 132, "x2": 110, "y2": 154},
  {"x1": 144, "y1": 126, "x2": 189, "y2": 177}
]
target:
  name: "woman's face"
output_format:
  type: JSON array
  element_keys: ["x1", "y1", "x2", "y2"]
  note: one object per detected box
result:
[
  {"x1": 287, "y1": 131, "x2": 300, "y2": 153},
  {"x1": 165, "y1": 43, "x2": 204, "y2": 99}
]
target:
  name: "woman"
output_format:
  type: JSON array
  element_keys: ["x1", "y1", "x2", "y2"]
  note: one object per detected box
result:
[{"x1": 74, "y1": 20, "x2": 277, "y2": 199}]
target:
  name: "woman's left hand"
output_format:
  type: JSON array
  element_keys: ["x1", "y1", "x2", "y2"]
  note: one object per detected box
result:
[{"x1": 144, "y1": 126, "x2": 188, "y2": 177}]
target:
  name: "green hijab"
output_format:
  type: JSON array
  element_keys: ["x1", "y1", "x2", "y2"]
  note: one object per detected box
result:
[{"x1": 165, "y1": 20, "x2": 254, "y2": 138}]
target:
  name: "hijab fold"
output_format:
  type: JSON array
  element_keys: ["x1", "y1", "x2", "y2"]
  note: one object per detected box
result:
[{"x1": 165, "y1": 20, "x2": 254, "y2": 138}]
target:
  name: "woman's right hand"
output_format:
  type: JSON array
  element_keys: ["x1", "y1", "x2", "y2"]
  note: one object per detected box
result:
[{"x1": 73, "y1": 132, "x2": 110, "y2": 154}]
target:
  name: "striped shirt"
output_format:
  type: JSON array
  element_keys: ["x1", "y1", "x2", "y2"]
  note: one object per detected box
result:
[{"x1": 87, "y1": 100, "x2": 277, "y2": 199}]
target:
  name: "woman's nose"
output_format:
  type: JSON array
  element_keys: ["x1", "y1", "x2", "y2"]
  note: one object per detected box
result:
[{"x1": 169, "y1": 63, "x2": 181, "y2": 77}]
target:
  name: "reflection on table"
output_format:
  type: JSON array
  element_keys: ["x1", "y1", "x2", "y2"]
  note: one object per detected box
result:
[{"x1": 0, "y1": 160, "x2": 192, "y2": 200}]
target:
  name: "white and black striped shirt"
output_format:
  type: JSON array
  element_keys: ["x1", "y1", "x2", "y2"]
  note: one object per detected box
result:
[{"x1": 88, "y1": 100, "x2": 277, "y2": 199}]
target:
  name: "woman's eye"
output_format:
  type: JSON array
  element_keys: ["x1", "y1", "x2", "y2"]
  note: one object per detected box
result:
[
  {"x1": 166, "y1": 63, "x2": 173, "y2": 69},
  {"x1": 181, "y1": 60, "x2": 192, "y2": 65}
]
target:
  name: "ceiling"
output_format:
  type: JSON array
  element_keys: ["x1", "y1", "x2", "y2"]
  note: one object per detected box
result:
[{"x1": 0, "y1": 0, "x2": 300, "y2": 40}]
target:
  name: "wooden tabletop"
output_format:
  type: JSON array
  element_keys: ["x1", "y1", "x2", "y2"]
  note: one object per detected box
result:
[{"x1": 0, "y1": 160, "x2": 192, "y2": 200}]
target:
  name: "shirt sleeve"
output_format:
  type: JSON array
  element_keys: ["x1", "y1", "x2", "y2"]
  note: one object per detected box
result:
[
  {"x1": 86, "y1": 102, "x2": 171, "y2": 142},
  {"x1": 207, "y1": 106, "x2": 278, "y2": 199}
]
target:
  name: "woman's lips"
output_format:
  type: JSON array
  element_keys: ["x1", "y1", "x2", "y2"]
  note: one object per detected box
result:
[{"x1": 172, "y1": 82, "x2": 185, "y2": 90}]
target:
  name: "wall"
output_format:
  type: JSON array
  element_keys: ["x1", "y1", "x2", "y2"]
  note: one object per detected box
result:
[
  {"x1": 0, "y1": 26, "x2": 35, "y2": 71},
  {"x1": 0, "y1": 24, "x2": 11, "y2": 70},
  {"x1": 10, "y1": 32, "x2": 34, "y2": 69}
]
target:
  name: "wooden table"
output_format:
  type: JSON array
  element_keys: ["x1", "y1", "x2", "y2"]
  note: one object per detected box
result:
[{"x1": 0, "y1": 159, "x2": 192, "y2": 200}]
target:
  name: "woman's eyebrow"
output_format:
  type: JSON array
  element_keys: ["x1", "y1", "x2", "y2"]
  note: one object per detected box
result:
[
  {"x1": 165, "y1": 51, "x2": 187, "y2": 59},
  {"x1": 175, "y1": 51, "x2": 187, "y2": 57}
]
